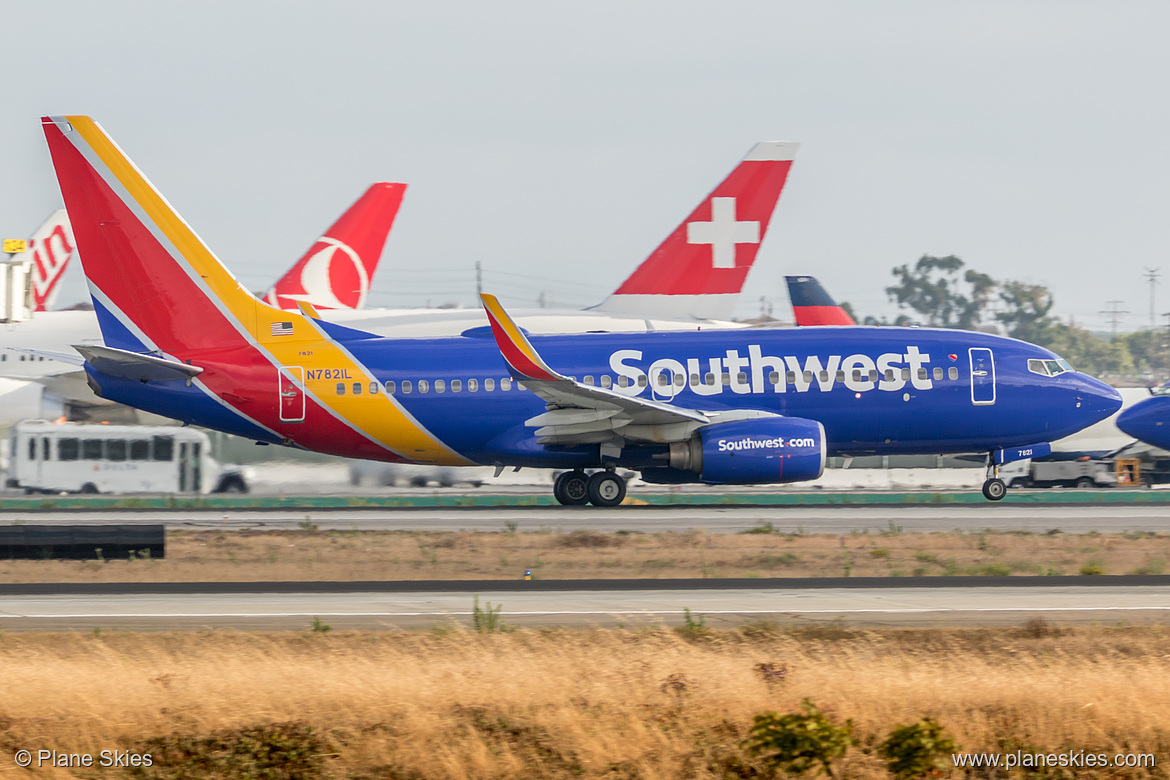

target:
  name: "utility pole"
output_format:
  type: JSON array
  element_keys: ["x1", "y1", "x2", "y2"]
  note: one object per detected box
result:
[
  {"x1": 475, "y1": 261, "x2": 482, "y2": 296},
  {"x1": 1100, "y1": 300, "x2": 1130, "y2": 340},
  {"x1": 1144, "y1": 267, "x2": 1161, "y2": 328}
]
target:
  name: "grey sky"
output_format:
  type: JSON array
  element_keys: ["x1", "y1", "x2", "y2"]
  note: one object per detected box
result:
[{"x1": 3, "y1": 1, "x2": 1168, "y2": 330}]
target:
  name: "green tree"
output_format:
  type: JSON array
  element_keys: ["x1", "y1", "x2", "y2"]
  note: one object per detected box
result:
[
  {"x1": 1119, "y1": 329, "x2": 1170, "y2": 378},
  {"x1": 744, "y1": 699, "x2": 855, "y2": 778},
  {"x1": 995, "y1": 280, "x2": 1059, "y2": 343},
  {"x1": 886, "y1": 255, "x2": 995, "y2": 329},
  {"x1": 877, "y1": 717, "x2": 958, "y2": 779}
]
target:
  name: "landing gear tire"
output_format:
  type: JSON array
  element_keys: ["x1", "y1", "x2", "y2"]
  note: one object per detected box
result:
[
  {"x1": 587, "y1": 471, "x2": 627, "y2": 507},
  {"x1": 554, "y1": 471, "x2": 589, "y2": 506},
  {"x1": 981, "y1": 478, "x2": 1007, "y2": 501}
]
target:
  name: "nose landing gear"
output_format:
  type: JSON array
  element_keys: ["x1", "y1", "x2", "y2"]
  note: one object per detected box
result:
[
  {"x1": 981, "y1": 477, "x2": 1007, "y2": 501},
  {"x1": 553, "y1": 469, "x2": 628, "y2": 507},
  {"x1": 982, "y1": 460, "x2": 1007, "y2": 501}
]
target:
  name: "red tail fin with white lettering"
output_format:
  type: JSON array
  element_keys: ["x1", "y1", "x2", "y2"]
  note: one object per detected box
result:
[
  {"x1": 594, "y1": 142, "x2": 798, "y2": 321},
  {"x1": 16, "y1": 210, "x2": 75, "y2": 311},
  {"x1": 263, "y1": 183, "x2": 406, "y2": 310}
]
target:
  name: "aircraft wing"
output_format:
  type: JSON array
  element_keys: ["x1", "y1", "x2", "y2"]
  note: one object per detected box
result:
[{"x1": 481, "y1": 294, "x2": 761, "y2": 446}]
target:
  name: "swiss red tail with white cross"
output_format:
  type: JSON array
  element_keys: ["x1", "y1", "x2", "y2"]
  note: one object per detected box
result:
[
  {"x1": 595, "y1": 141, "x2": 798, "y2": 321},
  {"x1": 9, "y1": 210, "x2": 76, "y2": 311},
  {"x1": 263, "y1": 182, "x2": 406, "y2": 311}
]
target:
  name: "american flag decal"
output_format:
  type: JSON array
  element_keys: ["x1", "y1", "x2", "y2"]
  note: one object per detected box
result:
[{"x1": 270, "y1": 322, "x2": 294, "y2": 336}]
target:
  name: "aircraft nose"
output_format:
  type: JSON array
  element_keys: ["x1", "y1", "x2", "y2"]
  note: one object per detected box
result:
[
  {"x1": 1076, "y1": 375, "x2": 1122, "y2": 421},
  {"x1": 1117, "y1": 396, "x2": 1170, "y2": 449}
]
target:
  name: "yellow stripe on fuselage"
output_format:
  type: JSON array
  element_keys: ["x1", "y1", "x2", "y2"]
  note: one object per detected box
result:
[{"x1": 68, "y1": 116, "x2": 470, "y2": 466}]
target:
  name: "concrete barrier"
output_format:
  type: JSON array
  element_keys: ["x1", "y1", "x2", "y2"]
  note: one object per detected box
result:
[{"x1": 0, "y1": 524, "x2": 164, "y2": 559}]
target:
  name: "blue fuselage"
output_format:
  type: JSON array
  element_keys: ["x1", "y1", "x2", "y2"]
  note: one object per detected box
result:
[{"x1": 88, "y1": 325, "x2": 1122, "y2": 470}]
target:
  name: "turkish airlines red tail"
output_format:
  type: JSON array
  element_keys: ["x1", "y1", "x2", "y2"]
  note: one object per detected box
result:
[
  {"x1": 15, "y1": 210, "x2": 75, "y2": 312},
  {"x1": 595, "y1": 141, "x2": 798, "y2": 321},
  {"x1": 263, "y1": 182, "x2": 406, "y2": 310}
]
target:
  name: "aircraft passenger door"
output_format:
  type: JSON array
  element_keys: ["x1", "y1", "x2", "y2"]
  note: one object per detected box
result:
[
  {"x1": 278, "y1": 366, "x2": 306, "y2": 422},
  {"x1": 969, "y1": 348, "x2": 996, "y2": 405}
]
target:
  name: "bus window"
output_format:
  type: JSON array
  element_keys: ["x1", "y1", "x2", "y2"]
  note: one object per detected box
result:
[
  {"x1": 178, "y1": 443, "x2": 188, "y2": 492},
  {"x1": 130, "y1": 440, "x2": 150, "y2": 460},
  {"x1": 59, "y1": 438, "x2": 79, "y2": 461},
  {"x1": 82, "y1": 439, "x2": 104, "y2": 460},
  {"x1": 191, "y1": 442, "x2": 202, "y2": 492},
  {"x1": 42, "y1": 438, "x2": 49, "y2": 461},
  {"x1": 28, "y1": 438, "x2": 35, "y2": 461},
  {"x1": 153, "y1": 436, "x2": 174, "y2": 462},
  {"x1": 107, "y1": 439, "x2": 127, "y2": 461}
]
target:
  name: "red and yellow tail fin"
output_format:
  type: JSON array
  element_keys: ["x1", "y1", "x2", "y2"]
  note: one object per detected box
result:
[{"x1": 42, "y1": 115, "x2": 310, "y2": 355}]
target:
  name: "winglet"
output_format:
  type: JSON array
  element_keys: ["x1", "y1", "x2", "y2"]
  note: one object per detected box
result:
[
  {"x1": 295, "y1": 300, "x2": 322, "y2": 319},
  {"x1": 479, "y1": 294, "x2": 563, "y2": 382}
]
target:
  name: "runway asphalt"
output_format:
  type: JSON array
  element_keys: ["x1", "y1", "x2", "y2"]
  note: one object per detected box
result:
[
  {"x1": 3, "y1": 503, "x2": 1170, "y2": 534},
  {"x1": 3, "y1": 578, "x2": 1168, "y2": 630}
]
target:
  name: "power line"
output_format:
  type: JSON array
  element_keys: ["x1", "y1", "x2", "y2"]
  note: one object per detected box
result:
[
  {"x1": 1099, "y1": 300, "x2": 1130, "y2": 340},
  {"x1": 1145, "y1": 267, "x2": 1161, "y2": 328}
]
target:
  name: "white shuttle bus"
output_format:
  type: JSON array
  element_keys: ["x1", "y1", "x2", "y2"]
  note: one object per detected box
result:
[{"x1": 6, "y1": 420, "x2": 248, "y2": 494}]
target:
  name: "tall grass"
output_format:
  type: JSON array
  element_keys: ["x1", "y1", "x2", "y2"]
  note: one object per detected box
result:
[{"x1": 0, "y1": 625, "x2": 1167, "y2": 778}]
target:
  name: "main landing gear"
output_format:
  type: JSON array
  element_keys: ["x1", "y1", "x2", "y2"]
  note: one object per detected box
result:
[
  {"x1": 982, "y1": 460, "x2": 1007, "y2": 501},
  {"x1": 553, "y1": 469, "x2": 627, "y2": 508}
]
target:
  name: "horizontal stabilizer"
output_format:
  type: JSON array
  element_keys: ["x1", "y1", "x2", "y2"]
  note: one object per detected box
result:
[{"x1": 74, "y1": 344, "x2": 204, "y2": 382}]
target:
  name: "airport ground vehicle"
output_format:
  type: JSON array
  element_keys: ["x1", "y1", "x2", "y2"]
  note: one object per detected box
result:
[
  {"x1": 998, "y1": 456, "x2": 1118, "y2": 488},
  {"x1": 5, "y1": 420, "x2": 249, "y2": 494}
]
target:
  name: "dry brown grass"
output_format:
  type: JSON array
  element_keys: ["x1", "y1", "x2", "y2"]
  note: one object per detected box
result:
[
  {"x1": 0, "y1": 527, "x2": 1167, "y2": 583},
  {"x1": 0, "y1": 625, "x2": 1168, "y2": 778}
]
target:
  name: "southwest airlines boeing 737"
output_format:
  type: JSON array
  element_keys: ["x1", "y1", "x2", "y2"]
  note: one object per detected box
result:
[{"x1": 40, "y1": 116, "x2": 1121, "y2": 504}]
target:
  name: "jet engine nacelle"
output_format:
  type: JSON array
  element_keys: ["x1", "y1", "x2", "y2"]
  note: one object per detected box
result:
[{"x1": 664, "y1": 417, "x2": 826, "y2": 485}]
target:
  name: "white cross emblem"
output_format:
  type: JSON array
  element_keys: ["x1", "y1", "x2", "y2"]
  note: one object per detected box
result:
[{"x1": 686, "y1": 197, "x2": 760, "y2": 269}]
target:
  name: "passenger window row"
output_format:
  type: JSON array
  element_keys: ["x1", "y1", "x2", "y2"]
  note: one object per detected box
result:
[
  {"x1": 343, "y1": 366, "x2": 963, "y2": 395},
  {"x1": 335, "y1": 378, "x2": 523, "y2": 395}
]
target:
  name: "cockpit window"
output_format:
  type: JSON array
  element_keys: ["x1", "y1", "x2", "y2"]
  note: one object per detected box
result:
[
  {"x1": 1028, "y1": 358, "x2": 1072, "y2": 377},
  {"x1": 1152, "y1": 383, "x2": 1170, "y2": 397}
]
